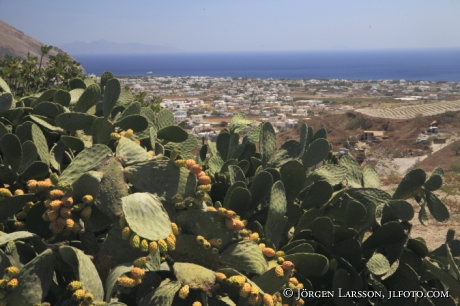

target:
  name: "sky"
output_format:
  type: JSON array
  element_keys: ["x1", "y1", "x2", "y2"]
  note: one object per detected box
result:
[{"x1": 1, "y1": 0, "x2": 459, "y2": 52}]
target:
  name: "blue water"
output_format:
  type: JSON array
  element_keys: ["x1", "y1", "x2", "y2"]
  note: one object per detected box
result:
[{"x1": 73, "y1": 48, "x2": 460, "y2": 81}]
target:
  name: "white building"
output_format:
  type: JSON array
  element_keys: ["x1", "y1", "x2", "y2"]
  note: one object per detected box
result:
[
  {"x1": 191, "y1": 114, "x2": 204, "y2": 124},
  {"x1": 279, "y1": 105, "x2": 293, "y2": 114},
  {"x1": 173, "y1": 110, "x2": 187, "y2": 123}
]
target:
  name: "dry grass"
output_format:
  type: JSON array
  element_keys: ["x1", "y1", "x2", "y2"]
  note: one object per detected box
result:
[{"x1": 381, "y1": 171, "x2": 401, "y2": 185}]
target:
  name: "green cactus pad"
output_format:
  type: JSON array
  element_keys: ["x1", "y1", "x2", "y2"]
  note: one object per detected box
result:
[
  {"x1": 424, "y1": 168, "x2": 443, "y2": 191},
  {"x1": 0, "y1": 194, "x2": 37, "y2": 220},
  {"x1": 19, "y1": 161, "x2": 49, "y2": 179},
  {"x1": 392, "y1": 168, "x2": 426, "y2": 200},
  {"x1": 122, "y1": 193, "x2": 171, "y2": 241},
  {"x1": 344, "y1": 200, "x2": 367, "y2": 228},
  {"x1": 228, "y1": 165, "x2": 246, "y2": 185},
  {"x1": 253, "y1": 266, "x2": 291, "y2": 295},
  {"x1": 249, "y1": 171, "x2": 273, "y2": 211},
  {"x1": 362, "y1": 221, "x2": 405, "y2": 249},
  {"x1": 229, "y1": 113, "x2": 253, "y2": 133},
  {"x1": 339, "y1": 155, "x2": 363, "y2": 188},
  {"x1": 313, "y1": 127, "x2": 328, "y2": 140},
  {"x1": 259, "y1": 122, "x2": 276, "y2": 166},
  {"x1": 0, "y1": 133, "x2": 22, "y2": 173},
  {"x1": 92, "y1": 117, "x2": 113, "y2": 145},
  {"x1": 55, "y1": 112, "x2": 97, "y2": 131},
  {"x1": 29, "y1": 114, "x2": 64, "y2": 134},
  {"x1": 220, "y1": 240, "x2": 267, "y2": 275},
  {"x1": 418, "y1": 204, "x2": 429, "y2": 226},
  {"x1": 0, "y1": 122, "x2": 8, "y2": 140},
  {"x1": 363, "y1": 165, "x2": 380, "y2": 188},
  {"x1": 164, "y1": 134, "x2": 199, "y2": 155},
  {"x1": 280, "y1": 160, "x2": 306, "y2": 203},
  {"x1": 307, "y1": 164, "x2": 347, "y2": 186},
  {"x1": 423, "y1": 258, "x2": 460, "y2": 298},
  {"x1": 301, "y1": 181, "x2": 333, "y2": 210},
  {"x1": 332, "y1": 269, "x2": 354, "y2": 306},
  {"x1": 6, "y1": 249, "x2": 56, "y2": 305},
  {"x1": 139, "y1": 281, "x2": 181, "y2": 306},
  {"x1": 60, "y1": 135, "x2": 85, "y2": 152},
  {"x1": 366, "y1": 253, "x2": 391, "y2": 275},
  {"x1": 53, "y1": 89, "x2": 71, "y2": 107},
  {"x1": 116, "y1": 137, "x2": 151, "y2": 166},
  {"x1": 60, "y1": 144, "x2": 112, "y2": 185},
  {"x1": 283, "y1": 253, "x2": 329, "y2": 276},
  {"x1": 69, "y1": 88, "x2": 85, "y2": 104},
  {"x1": 284, "y1": 242, "x2": 315, "y2": 254},
  {"x1": 0, "y1": 77, "x2": 11, "y2": 93},
  {"x1": 69, "y1": 78, "x2": 86, "y2": 90},
  {"x1": 387, "y1": 200, "x2": 414, "y2": 221},
  {"x1": 59, "y1": 246, "x2": 104, "y2": 301},
  {"x1": 156, "y1": 125, "x2": 188, "y2": 143},
  {"x1": 30, "y1": 89, "x2": 56, "y2": 107},
  {"x1": 302, "y1": 138, "x2": 330, "y2": 168},
  {"x1": 225, "y1": 186, "x2": 251, "y2": 217},
  {"x1": 168, "y1": 234, "x2": 221, "y2": 270},
  {"x1": 18, "y1": 140, "x2": 38, "y2": 174},
  {"x1": 104, "y1": 262, "x2": 133, "y2": 302},
  {"x1": 264, "y1": 181, "x2": 288, "y2": 249},
  {"x1": 124, "y1": 160, "x2": 196, "y2": 200},
  {"x1": 173, "y1": 262, "x2": 217, "y2": 291},
  {"x1": 32, "y1": 102, "x2": 61, "y2": 119},
  {"x1": 208, "y1": 155, "x2": 225, "y2": 175},
  {"x1": 269, "y1": 139, "x2": 301, "y2": 168},
  {"x1": 75, "y1": 83, "x2": 101, "y2": 113},
  {"x1": 103, "y1": 78, "x2": 121, "y2": 119},
  {"x1": 31, "y1": 123, "x2": 48, "y2": 166},
  {"x1": 246, "y1": 123, "x2": 261, "y2": 143},
  {"x1": 425, "y1": 190, "x2": 449, "y2": 222},
  {"x1": 157, "y1": 109, "x2": 175, "y2": 129},
  {"x1": 113, "y1": 114, "x2": 148, "y2": 132},
  {"x1": 312, "y1": 217, "x2": 334, "y2": 248},
  {"x1": 216, "y1": 131, "x2": 230, "y2": 161}
]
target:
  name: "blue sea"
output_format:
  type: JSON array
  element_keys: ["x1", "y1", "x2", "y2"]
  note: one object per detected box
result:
[{"x1": 73, "y1": 48, "x2": 460, "y2": 81}]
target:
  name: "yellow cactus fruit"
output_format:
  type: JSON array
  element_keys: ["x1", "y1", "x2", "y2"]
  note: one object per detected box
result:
[
  {"x1": 14, "y1": 189, "x2": 24, "y2": 196},
  {"x1": 23, "y1": 201, "x2": 35, "y2": 212},
  {"x1": 119, "y1": 215, "x2": 127, "y2": 228},
  {"x1": 158, "y1": 239, "x2": 168, "y2": 253},
  {"x1": 171, "y1": 223, "x2": 180, "y2": 235},
  {"x1": 294, "y1": 298, "x2": 305, "y2": 306},
  {"x1": 198, "y1": 175, "x2": 211, "y2": 185},
  {"x1": 119, "y1": 131, "x2": 126, "y2": 137},
  {"x1": 202, "y1": 241, "x2": 211, "y2": 250},
  {"x1": 239, "y1": 229, "x2": 251, "y2": 237},
  {"x1": 49, "y1": 200, "x2": 63, "y2": 211},
  {"x1": 209, "y1": 238, "x2": 222, "y2": 247},
  {"x1": 83, "y1": 292, "x2": 94, "y2": 303},
  {"x1": 49, "y1": 189, "x2": 64, "y2": 200},
  {"x1": 248, "y1": 294, "x2": 260, "y2": 305},
  {"x1": 134, "y1": 139, "x2": 141, "y2": 145},
  {"x1": 166, "y1": 236, "x2": 176, "y2": 251},
  {"x1": 0, "y1": 188, "x2": 12, "y2": 197},
  {"x1": 224, "y1": 210, "x2": 237, "y2": 219},
  {"x1": 239, "y1": 282, "x2": 252, "y2": 298},
  {"x1": 67, "y1": 280, "x2": 82, "y2": 291},
  {"x1": 277, "y1": 257, "x2": 285, "y2": 265},
  {"x1": 16, "y1": 211, "x2": 27, "y2": 221},
  {"x1": 4, "y1": 266, "x2": 19, "y2": 277},
  {"x1": 258, "y1": 243, "x2": 266, "y2": 250},
  {"x1": 82, "y1": 195, "x2": 94, "y2": 204},
  {"x1": 262, "y1": 247, "x2": 275, "y2": 258},
  {"x1": 207, "y1": 206, "x2": 217, "y2": 211},
  {"x1": 37, "y1": 180, "x2": 51, "y2": 192},
  {"x1": 190, "y1": 164, "x2": 202, "y2": 175},
  {"x1": 197, "y1": 171, "x2": 207, "y2": 178},
  {"x1": 250, "y1": 285, "x2": 259, "y2": 296},
  {"x1": 174, "y1": 159, "x2": 187, "y2": 167},
  {"x1": 65, "y1": 218, "x2": 75, "y2": 230},
  {"x1": 275, "y1": 250, "x2": 285, "y2": 258},
  {"x1": 275, "y1": 266, "x2": 284, "y2": 278},
  {"x1": 42, "y1": 212, "x2": 50, "y2": 222},
  {"x1": 133, "y1": 257, "x2": 149, "y2": 267},
  {"x1": 281, "y1": 261, "x2": 295, "y2": 271},
  {"x1": 217, "y1": 207, "x2": 227, "y2": 216},
  {"x1": 60, "y1": 207, "x2": 72, "y2": 219},
  {"x1": 178, "y1": 284, "x2": 189, "y2": 299},
  {"x1": 13, "y1": 221, "x2": 25, "y2": 230},
  {"x1": 118, "y1": 276, "x2": 136, "y2": 287},
  {"x1": 249, "y1": 232, "x2": 259, "y2": 242},
  {"x1": 130, "y1": 267, "x2": 145, "y2": 280},
  {"x1": 111, "y1": 132, "x2": 121, "y2": 140},
  {"x1": 289, "y1": 277, "x2": 299, "y2": 286},
  {"x1": 80, "y1": 206, "x2": 92, "y2": 221},
  {"x1": 27, "y1": 179, "x2": 38, "y2": 192},
  {"x1": 124, "y1": 129, "x2": 134, "y2": 138},
  {"x1": 50, "y1": 172, "x2": 60, "y2": 185},
  {"x1": 149, "y1": 241, "x2": 158, "y2": 254},
  {"x1": 196, "y1": 235, "x2": 206, "y2": 245},
  {"x1": 121, "y1": 227, "x2": 131, "y2": 240},
  {"x1": 168, "y1": 232, "x2": 176, "y2": 243},
  {"x1": 192, "y1": 302, "x2": 202, "y2": 306},
  {"x1": 295, "y1": 283, "x2": 304, "y2": 290},
  {"x1": 6, "y1": 278, "x2": 18, "y2": 290},
  {"x1": 232, "y1": 219, "x2": 245, "y2": 231},
  {"x1": 49, "y1": 222, "x2": 64, "y2": 234},
  {"x1": 47, "y1": 210, "x2": 59, "y2": 222},
  {"x1": 228, "y1": 275, "x2": 246, "y2": 287},
  {"x1": 263, "y1": 294, "x2": 274, "y2": 306},
  {"x1": 72, "y1": 289, "x2": 85, "y2": 300},
  {"x1": 225, "y1": 217, "x2": 235, "y2": 229},
  {"x1": 197, "y1": 184, "x2": 211, "y2": 192},
  {"x1": 129, "y1": 234, "x2": 141, "y2": 248},
  {"x1": 148, "y1": 150, "x2": 155, "y2": 157},
  {"x1": 62, "y1": 196, "x2": 74, "y2": 207},
  {"x1": 140, "y1": 239, "x2": 149, "y2": 252},
  {"x1": 185, "y1": 159, "x2": 196, "y2": 169},
  {"x1": 215, "y1": 272, "x2": 227, "y2": 282}
]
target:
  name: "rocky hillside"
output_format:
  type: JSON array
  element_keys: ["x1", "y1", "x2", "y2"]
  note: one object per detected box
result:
[{"x1": 0, "y1": 20, "x2": 72, "y2": 64}]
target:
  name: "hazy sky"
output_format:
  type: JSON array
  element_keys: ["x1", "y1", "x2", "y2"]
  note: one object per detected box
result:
[{"x1": 1, "y1": 0, "x2": 459, "y2": 52}]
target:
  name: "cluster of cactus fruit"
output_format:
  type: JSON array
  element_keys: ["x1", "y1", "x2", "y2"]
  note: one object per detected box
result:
[{"x1": 0, "y1": 72, "x2": 459, "y2": 305}]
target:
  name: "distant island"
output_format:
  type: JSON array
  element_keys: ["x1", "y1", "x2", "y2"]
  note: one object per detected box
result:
[{"x1": 60, "y1": 39, "x2": 182, "y2": 55}]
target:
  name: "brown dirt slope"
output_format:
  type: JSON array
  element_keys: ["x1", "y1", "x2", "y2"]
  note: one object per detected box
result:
[{"x1": 417, "y1": 140, "x2": 460, "y2": 172}]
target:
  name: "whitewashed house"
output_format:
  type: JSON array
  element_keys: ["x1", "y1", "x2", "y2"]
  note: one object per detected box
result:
[{"x1": 191, "y1": 115, "x2": 204, "y2": 124}]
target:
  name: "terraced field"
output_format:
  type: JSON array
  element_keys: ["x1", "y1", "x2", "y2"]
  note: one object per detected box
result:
[{"x1": 355, "y1": 100, "x2": 460, "y2": 119}]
